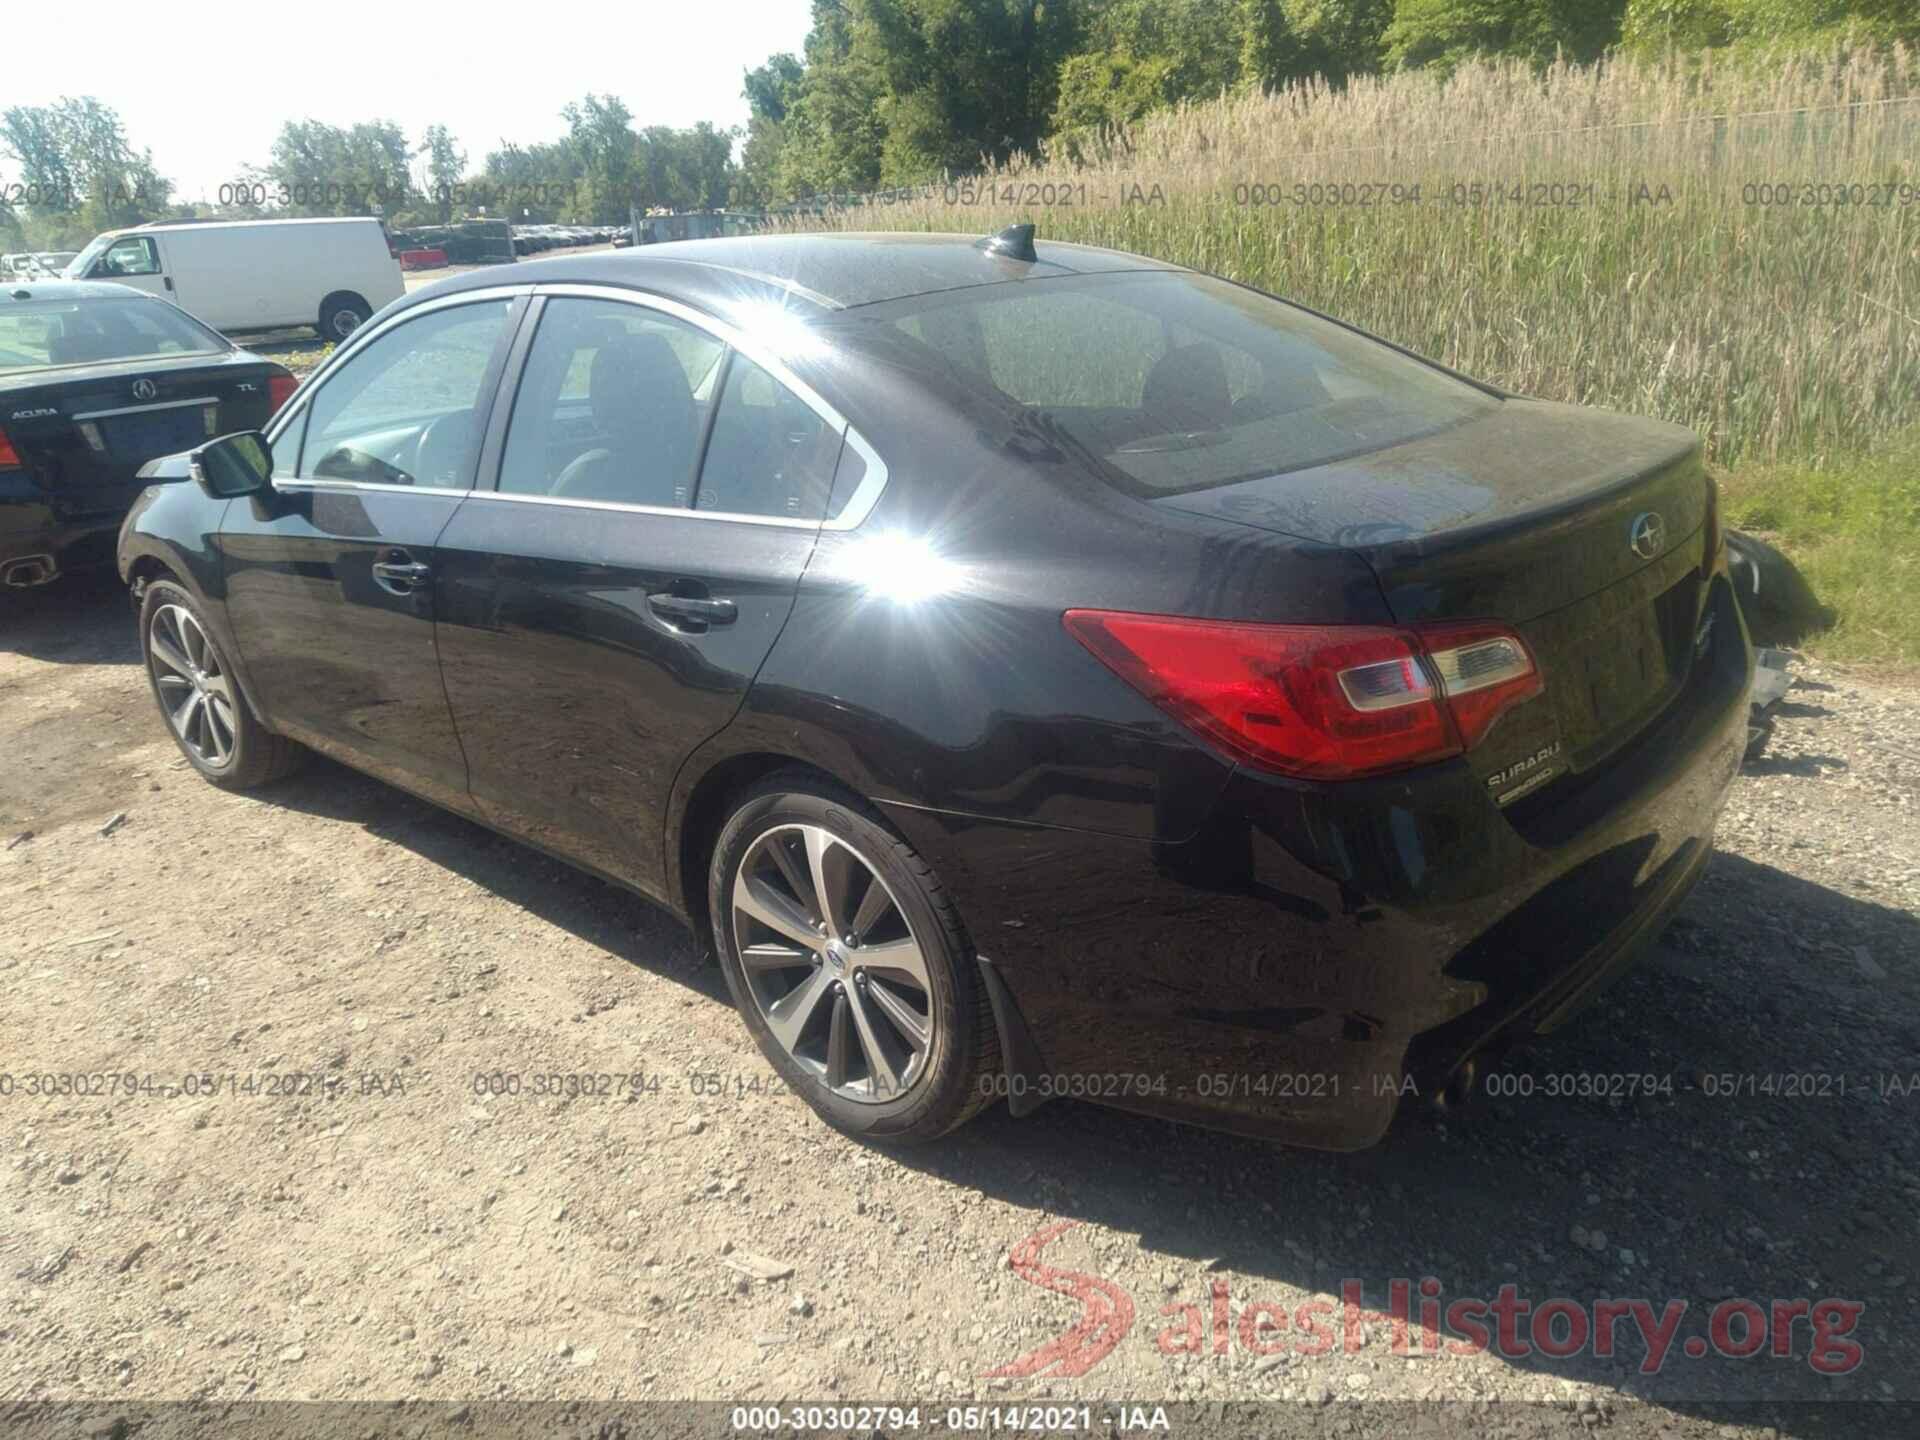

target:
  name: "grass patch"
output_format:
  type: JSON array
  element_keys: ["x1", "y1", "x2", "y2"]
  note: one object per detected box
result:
[{"x1": 1718, "y1": 430, "x2": 1920, "y2": 665}]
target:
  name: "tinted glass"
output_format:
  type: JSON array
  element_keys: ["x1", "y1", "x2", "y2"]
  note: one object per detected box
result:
[
  {"x1": 498, "y1": 297, "x2": 725, "y2": 507},
  {"x1": 299, "y1": 300, "x2": 512, "y2": 487},
  {"x1": 694, "y1": 353, "x2": 842, "y2": 520},
  {"x1": 99, "y1": 236, "x2": 161, "y2": 277},
  {"x1": 873, "y1": 272, "x2": 1494, "y2": 495},
  {"x1": 0, "y1": 297, "x2": 226, "y2": 373}
]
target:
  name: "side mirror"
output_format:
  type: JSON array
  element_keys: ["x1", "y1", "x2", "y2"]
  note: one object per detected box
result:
[{"x1": 190, "y1": 431, "x2": 273, "y2": 498}]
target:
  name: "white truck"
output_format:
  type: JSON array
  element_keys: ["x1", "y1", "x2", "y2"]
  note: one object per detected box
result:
[{"x1": 62, "y1": 217, "x2": 405, "y2": 341}]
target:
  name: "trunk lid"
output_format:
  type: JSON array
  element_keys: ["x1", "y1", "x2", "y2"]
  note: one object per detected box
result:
[
  {"x1": 1157, "y1": 399, "x2": 1714, "y2": 795},
  {"x1": 1, "y1": 352, "x2": 284, "y2": 519}
]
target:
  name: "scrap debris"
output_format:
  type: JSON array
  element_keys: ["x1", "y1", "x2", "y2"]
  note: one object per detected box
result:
[{"x1": 1746, "y1": 646, "x2": 1795, "y2": 763}]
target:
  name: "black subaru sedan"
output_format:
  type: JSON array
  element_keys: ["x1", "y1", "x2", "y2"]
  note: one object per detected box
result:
[
  {"x1": 116, "y1": 230, "x2": 1751, "y2": 1150},
  {"x1": 1, "y1": 280, "x2": 294, "y2": 588}
]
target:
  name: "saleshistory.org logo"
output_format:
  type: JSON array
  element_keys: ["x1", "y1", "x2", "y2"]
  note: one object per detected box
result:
[{"x1": 983, "y1": 1223, "x2": 1866, "y2": 1380}]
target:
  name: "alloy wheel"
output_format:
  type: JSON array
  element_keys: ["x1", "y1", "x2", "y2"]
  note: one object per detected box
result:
[
  {"x1": 148, "y1": 604, "x2": 238, "y2": 768},
  {"x1": 731, "y1": 823, "x2": 935, "y2": 1104}
]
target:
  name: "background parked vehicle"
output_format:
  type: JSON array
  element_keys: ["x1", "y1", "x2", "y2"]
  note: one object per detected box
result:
[
  {"x1": 61, "y1": 218, "x2": 404, "y2": 341},
  {"x1": 15, "y1": 252, "x2": 80, "y2": 279},
  {"x1": 2, "y1": 281, "x2": 293, "y2": 588}
]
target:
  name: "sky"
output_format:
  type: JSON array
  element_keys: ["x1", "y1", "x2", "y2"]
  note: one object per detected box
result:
[{"x1": 9, "y1": 0, "x2": 814, "y2": 205}]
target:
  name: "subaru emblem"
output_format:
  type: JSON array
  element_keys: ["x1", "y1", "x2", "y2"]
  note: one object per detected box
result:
[
  {"x1": 132, "y1": 378, "x2": 157, "y2": 401},
  {"x1": 1629, "y1": 511, "x2": 1665, "y2": 560}
]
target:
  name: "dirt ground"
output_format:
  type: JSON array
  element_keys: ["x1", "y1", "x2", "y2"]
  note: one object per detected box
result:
[{"x1": 3, "y1": 574, "x2": 1917, "y2": 1439}]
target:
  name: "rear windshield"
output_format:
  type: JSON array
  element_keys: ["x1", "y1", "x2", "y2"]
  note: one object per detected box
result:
[
  {"x1": 855, "y1": 271, "x2": 1495, "y2": 495},
  {"x1": 0, "y1": 296, "x2": 227, "y2": 374}
]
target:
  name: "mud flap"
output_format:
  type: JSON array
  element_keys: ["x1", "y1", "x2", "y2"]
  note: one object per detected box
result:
[{"x1": 975, "y1": 954, "x2": 1050, "y2": 1118}]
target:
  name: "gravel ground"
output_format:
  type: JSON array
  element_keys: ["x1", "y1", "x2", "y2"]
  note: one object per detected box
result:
[{"x1": 2, "y1": 575, "x2": 1916, "y2": 1439}]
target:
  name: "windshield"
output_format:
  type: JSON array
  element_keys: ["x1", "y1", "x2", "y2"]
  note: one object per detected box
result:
[
  {"x1": 63, "y1": 234, "x2": 114, "y2": 278},
  {"x1": 0, "y1": 296, "x2": 228, "y2": 374},
  {"x1": 852, "y1": 271, "x2": 1496, "y2": 496}
]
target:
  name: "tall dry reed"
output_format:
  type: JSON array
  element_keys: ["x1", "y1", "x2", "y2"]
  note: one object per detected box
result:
[{"x1": 789, "y1": 45, "x2": 1920, "y2": 466}]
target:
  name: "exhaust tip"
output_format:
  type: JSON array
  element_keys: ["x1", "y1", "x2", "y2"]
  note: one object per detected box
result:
[
  {"x1": 3, "y1": 555, "x2": 57, "y2": 588},
  {"x1": 1431, "y1": 1056, "x2": 1477, "y2": 1113}
]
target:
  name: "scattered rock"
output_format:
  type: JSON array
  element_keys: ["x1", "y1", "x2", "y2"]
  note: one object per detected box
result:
[{"x1": 723, "y1": 1252, "x2": 794, "y2": 1282}]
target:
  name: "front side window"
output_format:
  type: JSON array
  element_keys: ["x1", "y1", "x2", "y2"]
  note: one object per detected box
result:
[
  {"x1": 297, "y1": 299, "x2": 513, "y2": 488},
  {"x1": 98, "y1": 236, "x2": 161, "y2": 277},
  {"x1": 857, "y1": 272, "x2": 1495, "y2": 497},
  {"x1": 498, "y1": 297, "x2": 725, "y2": 507}
]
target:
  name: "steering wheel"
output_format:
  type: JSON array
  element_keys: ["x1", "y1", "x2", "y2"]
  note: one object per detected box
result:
[{"x1": 412, "y1": 412, "x2": 475, "y2": 489}]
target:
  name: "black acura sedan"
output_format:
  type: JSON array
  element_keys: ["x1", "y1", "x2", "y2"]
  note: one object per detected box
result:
[
  {"x1": 117, "y1": 229, "x2": 1751, "y2": 1149},
  {"x1": 2, "y1": 281, "x2": 295, "y2": 588}
]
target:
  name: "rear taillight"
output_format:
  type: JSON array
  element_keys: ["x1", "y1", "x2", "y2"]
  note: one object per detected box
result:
[
  {"x1": 267, "y1": 374, "x2": 298, "y2": 415},
  {"x1": 1416, "y1": 621, "x2": 1544, "y2": 750},
  {"x1": 0, "y1": 425, "x2": 21, "y2": 470},
  {"x1": 1063, "y1": 609, "x2": 1542, "y2": 781}
]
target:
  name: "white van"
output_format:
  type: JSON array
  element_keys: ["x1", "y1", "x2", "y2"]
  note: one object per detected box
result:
[{"x1": 63, "y1": 218, "x2": 406, "y2": 341}]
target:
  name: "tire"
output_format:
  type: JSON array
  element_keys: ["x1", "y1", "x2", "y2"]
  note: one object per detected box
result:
[
  {"x1": 140, "y1": 579, "x2": 307, "y2": 790},
  {"x1": 708, "y1": 772, "x2": 1000, "y2": 1144},
  {"x1": 318, "y1": 294, "x2": 371, "y2": 342}
]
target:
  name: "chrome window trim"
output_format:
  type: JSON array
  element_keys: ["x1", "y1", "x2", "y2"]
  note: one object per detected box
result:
[
  {"x1": 827, "y1": 428, "x2": 888, "y2": 532},
  {"x1": 73, "y1": 395, "x2": 218, "y2": 421},
  {"x1": 269, "y1": 478, "x2": 474, "y2": 499},
  {"x1": 461, "y1": 489, "x2": 821, "y2": 529}
]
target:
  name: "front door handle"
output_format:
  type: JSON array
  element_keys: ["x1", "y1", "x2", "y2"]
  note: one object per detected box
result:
[
  {"x1": 372, "y1": 552, "x2": 431, "y2": 596},
  {"x1": 648, "y1": 591, "x2": 737, "y2": 626}
]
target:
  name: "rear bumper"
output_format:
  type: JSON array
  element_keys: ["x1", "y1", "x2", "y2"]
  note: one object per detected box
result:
[
  {"x1": 883, "y1": 574, "x2": 1753, "y2": 1150},
  {"x1": 0, "y1": 490, "x2": 129, "y2": 580}
]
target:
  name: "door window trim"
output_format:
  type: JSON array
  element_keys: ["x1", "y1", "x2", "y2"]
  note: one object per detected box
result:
[
  {"x1": 469, "y1": 282, "x2": 888, "y2": 531},
  {"x1": 264, "y1": 284, "x2": 533, "y2": 497}
]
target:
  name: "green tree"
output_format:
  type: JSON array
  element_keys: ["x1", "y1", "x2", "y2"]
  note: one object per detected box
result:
[
  {"x1": 562, "y1": 93, "x2": 638, "y2": 223},
  {"x1": 1051, "y1": 49, "x2": 1178, "y2": 132},
  {"x1": 1384, "y1": 0, "x2": 1625, "y2": 68},
  {"x1": 265, "y1": 118, "x2": 411, "y2": 214},
  {"x1": 0, "y1": 98, "x2": 172, "y2": 242},
  {"x1": 419, "y1": 124, "x2": 467, "y2": 222},
  {"x1": 1285, "y1": 0, "x2": 1394, "y2": 79},
  {"x1": 1622, "y1": 0, "x2": 1919, "y2": 48}
]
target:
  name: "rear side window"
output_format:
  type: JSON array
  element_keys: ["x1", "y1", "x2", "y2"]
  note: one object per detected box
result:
[
  {"x1": 870, "y1": 272, "x2": 1494, "y2": 496},
  {"x1": 694, "y1": 353, "x2": 842, "y2": 520},
  {"x1": 497, "y1": 296, "x2": 843, "y2": 521},
  {"x1": 498, "y1": 297, "x2": 725, "y2": 508}
]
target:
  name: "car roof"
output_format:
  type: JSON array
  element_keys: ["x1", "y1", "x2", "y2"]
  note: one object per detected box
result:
[
  {"x1": 408, "y1": 231, "x2": 1188, "y2": 321},
  {"x1": 3, "y1": 279, "x2": 157, "y2": 304},
  {"x1": 127, "y1": 217, "x2": 380, "y2": 234}
]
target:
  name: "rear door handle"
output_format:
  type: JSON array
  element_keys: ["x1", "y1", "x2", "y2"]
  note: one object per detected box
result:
[
  {"x1": 372, "y1": 552, "x2": 431, "y2": 595},
  {"x1": 648, "y1": 592, "x2": 737, "y2": 626}
]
